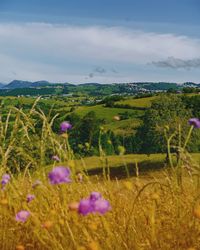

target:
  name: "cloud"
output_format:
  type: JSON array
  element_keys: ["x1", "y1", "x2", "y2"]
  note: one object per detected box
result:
[
  {"x1": 88, "y1": 66, "x2": 107, "y2": 78},
  {"x1": 94, "y1": 66, "x2": 107, "y2": 74},
  {"x1": 0, "y1": 22, "x2": 200, "y2": 82},
  {"x1": 87, "y1": 66, "x2": 118, "y2": 78},
  {"x1": 88, "y1": 73, "x2": 94, "y2": 78},
  {"x1": 111, "y1": 68, "x2": 118, "y2": 73},
  {"x1": 151, "y1": 57, "x2": 200, "y2": 69}
]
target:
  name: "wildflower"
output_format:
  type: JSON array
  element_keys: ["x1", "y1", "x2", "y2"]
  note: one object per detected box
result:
[
  {"x1": 78, "y1": 192, "x2": 111, "y2": 216},
  {"x1": 26, "y1": 194, "x2": 35, "y2": 203},
  {"x1": 90, "y1": 192, "x2": 102, "y2": 201},
  {"x1": 193, "y1": 205, "x2": 200, "y2": 219},
  {"x1": 32, "y1": 180, "x2": 42, "y2": 188},
  {"x1": 48, "y1": 166, "x2": 71, "y2": 185},
  {"x1": 42, "y1": 220, "x2": 54, "y2": 230},
  {"x1": 68, "y1": 202, "x2": 79, "y2": 211},
  {"x1": 93, "y1": 199, "x2": 111, "y2": 215},
  {"x1": 189, "y1": 118, "x2": 200, "y2": 128},
  {"x1": 51, "y1": 155, "x2": 60, "y2": 162},
  {"x1": 60, "y1": 121, "x2": 72, "y2": 133},
  {"x1": 1, "y1": 174, "x2": 10, "y2": 188},
  {"x1": 16, "y1": 245, "x2": 25, "y2": 250},
  {"x1": 78, "y1": 199, "x2": 94, "y2": 216},
  {"x1": 15, "y1": 210, "x2": 30, "y2": 223}
]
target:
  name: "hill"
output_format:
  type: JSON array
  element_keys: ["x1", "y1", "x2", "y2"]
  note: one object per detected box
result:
[{"x1": 0, "y1": 80, "x2": 199, "y2": 97}]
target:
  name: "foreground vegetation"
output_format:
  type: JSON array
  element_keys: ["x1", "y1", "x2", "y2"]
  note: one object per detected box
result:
[
  {"x1": 2, "y1": 165, "x2": 200, "y2": 250},
  {"x1": 1, "y1": 95, "x2": 200, "y2": 249}
]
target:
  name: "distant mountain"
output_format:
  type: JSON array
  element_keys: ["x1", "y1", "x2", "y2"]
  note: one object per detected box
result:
[
  {"x1": 0, "y1": 80, "x2": 199, "y2": 97},
  {"x1": 3, "y1": 80, "x2": 73, "y2": 89},
  {"x1": 4, "y1": 80, "x2": 33, "y2": 89},
  {"x1": 31, "y1": 81, "x2": 51, "y2": 87},
  {"x1": 0, "y1": 83, "x2": 5, "y2": 89}
]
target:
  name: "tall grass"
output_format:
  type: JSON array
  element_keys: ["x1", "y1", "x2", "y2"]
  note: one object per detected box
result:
[{"x1": 0, "y1": 101, "x2": 200, "y2": 250}]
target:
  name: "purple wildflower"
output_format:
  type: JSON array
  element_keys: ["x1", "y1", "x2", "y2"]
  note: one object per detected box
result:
[
  {"x1": 90, "y1": 192, "x2": 102, "y2": 201},
  {"x1": 1, "y1": 174, "x2": 10, "y2": 188},
  {"x1": 189, "y1": 118, "x2": 200, "y2": 128},
  {"x1": 60, "y1": 121, "x2": 72, "y2": 133},
  {"x1": 15, "y1": 210, "x2": 30, "y2": 223},
  {"x1": 32, "y1": 180, "x2": 42, "y2": 188},
  {"x1": 93, "y1": 199, "x2": 111, "y2": 214},
  {"x1": 26, "y1": 194, "x2": 35, "y2": 203},
  {"x1": 52, "y1": 155, "x2": 60, "y2": 162},
  {"x1": 78, "y1": 199, "x2": 94, "y2": 216},
  {"x1": 78, "y1": 192, "x2": 111, "y2": 216},
  {"x1": 48, "y1": 166, "x2": 71, "y2": 185}
]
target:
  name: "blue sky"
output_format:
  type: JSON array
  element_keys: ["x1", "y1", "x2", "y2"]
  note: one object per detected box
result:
[{"x1": 0, "y1": 0, "x2": 199, "y2": 83}]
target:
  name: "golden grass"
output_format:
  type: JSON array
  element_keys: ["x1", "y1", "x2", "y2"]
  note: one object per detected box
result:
[
  {"x1": 1, "y1": 164, "x2": 200, "y2": 250},
  {"x1": 1, "y1": 99, "x2": 200, "y2": 249}
]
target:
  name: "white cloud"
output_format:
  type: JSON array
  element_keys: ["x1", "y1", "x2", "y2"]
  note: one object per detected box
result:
[{"x1": 0, "y1": 22, "x2": 200, "y2": 82}]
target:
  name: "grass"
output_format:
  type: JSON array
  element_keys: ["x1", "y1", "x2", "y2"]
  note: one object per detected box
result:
[
  {"x1": 74, "y1": 104, "x2": 143, "y2": 122},
  {"x1": 103, "y1": 118, "x2": 142, "y2": 135},
  {"x1": 116, "y1": 96, "x2": 157, "y2": 108},
  {"x1": 2, "y1": 155, "x2": 200, "y2": 250},
  {"x1": 73, "y1": 104, "x2": 143, "y2": 135},
  {"x1": 1, "y1": 99, "x2": 200, "y2": 249}
]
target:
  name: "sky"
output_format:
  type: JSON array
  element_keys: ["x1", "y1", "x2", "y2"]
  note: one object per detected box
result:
[{"x1": 0, "y1": 0, "x2": 200, "y2": 84}]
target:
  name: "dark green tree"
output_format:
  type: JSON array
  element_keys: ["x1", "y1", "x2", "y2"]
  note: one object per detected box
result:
[{"x1": 135, "y1": 95, "x2": 194, "y2": 154}]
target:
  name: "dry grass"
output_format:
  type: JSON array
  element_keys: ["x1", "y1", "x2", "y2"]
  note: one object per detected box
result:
[
  {"x1": 1, "y1": 166, "x2": 200, "y2": 250},
  {"x1": 1, "y1": 99, "x2": 200, "y2": 250}
]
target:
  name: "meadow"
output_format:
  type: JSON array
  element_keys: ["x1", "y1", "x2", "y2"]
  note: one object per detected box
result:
[{"x1": 1, "y1": 97, "x2": 200, "y2": 250}]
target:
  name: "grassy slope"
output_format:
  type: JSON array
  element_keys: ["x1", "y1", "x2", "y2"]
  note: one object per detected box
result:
[
  {"x1": 72, "y1": 152, "x2": 200, "y2": 180},
  {"x1": 73, "y1": 104, "x2": 144, "y2": 135},
  {"x1": 116, "y1": 96, "x2": 157, "y2": 108},
  {"x1": 73, "y1": 96, "x2": 157, "y2": 135}
]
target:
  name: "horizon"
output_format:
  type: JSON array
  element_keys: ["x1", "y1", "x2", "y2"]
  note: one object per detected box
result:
[
  {"x1": 0, "y1": 0, "x2": 199, "y2": 83},
  {"x1": 1, "y1": 79, "x2": 200, "y2": 86}
]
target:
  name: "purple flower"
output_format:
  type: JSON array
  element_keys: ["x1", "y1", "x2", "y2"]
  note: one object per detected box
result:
[
  {"x1": 26, "y1": 194, "x2": 35, "y2": 203},
  {"x1": 78, "y1": 199, "x2": 94, "y2": 216},
  {"x1": 189, "y1": 118, "x2": 200, "y2": 128},
  {"x1": 60, "y1": 121, "x2": 72, "y2": 133},
  {"x1": 78, "y1": 192, "x2": 111, "y2": 216},
  {"x1": 90, "y1": 192, "x2": 102, "y2": 201},
  {"x1": 32, "y1": 180, "x2": 42, "y2": 188},
  {"x1": 93, "y1": 199, "x2": 111, "y2": 214},
  {"x1": 15, "y1": 210, "x2": 30, "y2": 223},
  {"x1": 52, "y1": 155, "x2": 60, "y2": 162},
  {"x1": 48, "y1": 166, "x2": 71, "y2": 185},
  {"x1": 1, "y1": 174, "x2": 10, "y2": 188}
]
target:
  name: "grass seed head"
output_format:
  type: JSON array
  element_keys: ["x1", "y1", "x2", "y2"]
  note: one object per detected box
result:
[
  {"x1": 193, "y1": 205, "x2": 200, "y2": 219},
  {"x1": 16, "y1": 245, "x2": 25, "y2": 250},
  {"x1": 42, "y1": 220, "x2": 54, "y2": 230}
]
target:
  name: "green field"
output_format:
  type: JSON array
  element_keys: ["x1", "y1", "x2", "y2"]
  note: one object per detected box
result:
[
  {"x1": 73, "y1": 104, "x2": 144, "y2": 135},
  {"x1": 116, "y1": 96, "x2": 157, "y2": 108}
]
